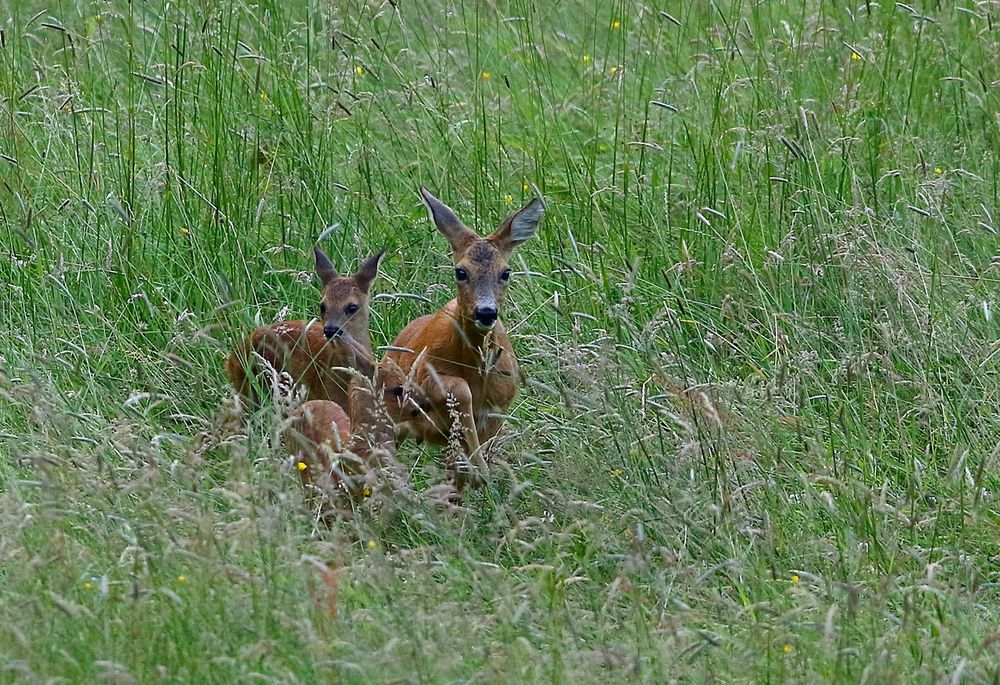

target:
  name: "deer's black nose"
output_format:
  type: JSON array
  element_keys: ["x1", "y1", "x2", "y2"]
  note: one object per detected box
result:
[
  {"x1": 473, "y1": 306, "x2": 498, "y2": 327},
  {"x1": 323, "y1": 324, "x2": 342, "y2": 340}
]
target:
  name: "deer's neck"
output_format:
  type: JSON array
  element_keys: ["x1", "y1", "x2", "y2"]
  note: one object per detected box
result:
[
  {"x1": 353, "y1": 331, "x2": 374, "y2": 357},
  {"x1": 453, "y1": 314, "x2": 500, "y2": 357}
]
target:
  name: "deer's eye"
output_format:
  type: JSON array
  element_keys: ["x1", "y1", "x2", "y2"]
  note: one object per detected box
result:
[
  {"x1": 319, "y1": 303, "x2": 327, "y2": 315},
  {"x1": 391, "y1": 387, "x2": 404, "y2": 398},
  {"x1": 345, "y1": 303, "x2": 359, "y2": 315},
  {"x1": 455, "y1": 268, "x2": 468, "y2": 282},
  {"x1": 500, "y1": 268, "x2": 511, "y2": 282}
]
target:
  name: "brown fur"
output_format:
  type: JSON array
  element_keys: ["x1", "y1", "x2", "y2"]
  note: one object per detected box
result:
[
  {"x1": 284, "y1": 366, "x2": 428, "y2": 511},
  {"x1": 226, "y1": 320, "x2": 373, "y2": 409},
  {"x1": 285, "y1": 398, "x2": 353, "y2": 493},
  {"x1": 226, "y1": 249, "x2": 383, "y2": 409},
  {"x1": 388, "y1": 302, "x2": 519, "y2": 448},
  {"x1": 384, "y1": 187, "x2": 544, "y2": 490}
]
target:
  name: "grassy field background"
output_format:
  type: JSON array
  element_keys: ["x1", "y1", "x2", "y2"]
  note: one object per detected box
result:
[{"x1": 2, "y1": 0, "x2": 999, "y2": 682}]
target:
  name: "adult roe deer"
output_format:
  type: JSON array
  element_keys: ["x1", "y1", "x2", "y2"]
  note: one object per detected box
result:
[
  {"x1": 384, "y1": 186, "x2": 545, "y2": 490},
  {"x1": 226, "y1": 248, "x2": 383, "y2": 410}
]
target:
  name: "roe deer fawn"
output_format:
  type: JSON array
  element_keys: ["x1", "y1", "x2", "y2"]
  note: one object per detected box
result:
[
  {"x1": 384, "y1": 186, "x2": 545, "y2": 490},
  {"x1": 285, "y1": 363, "x2": 428, "y2": 510},
  {"x1": 226, "y1": 248, "x2": 384, "y2": 410}
]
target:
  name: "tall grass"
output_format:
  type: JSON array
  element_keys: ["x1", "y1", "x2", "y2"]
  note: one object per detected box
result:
[{"x1": 1, "y1": 0, "x2": 999, "y2": 682}]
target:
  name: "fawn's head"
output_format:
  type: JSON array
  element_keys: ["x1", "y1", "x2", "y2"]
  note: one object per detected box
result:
[
  {"x1": 376, "y1": 359, "x2": 432, "y2": 425},
  {"x1": 314, "y1": 247, "x2": 385, "y2": 345},
  {"x1": 419, "y1": 186, "x2": 545, "y2": 331}
]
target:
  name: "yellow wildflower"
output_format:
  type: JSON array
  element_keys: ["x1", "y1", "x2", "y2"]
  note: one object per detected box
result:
[
  {"x1": 260, "y1": 91, "x2": 269, "y2": 102},
  {"x1": 791, "y1": 574, "x2": 800, "y2": 584},
  {"x1": 850, "y1": 52, "x2": 861, "y2": 61},
  {"x1": 179, "y1": 226, "x2": 189, "y2": 236},
  {"x1": 354, "y1": 65, "x2": 365, "y2": 75},
  {"x1": 367, "y1": 540, "x2": 376, "y2": 549},
  {"x1": 613, "y1": 468, "x2": 623, "y2": 477},
  {"x1": 362, "y1": 486, "x2": 371, "y2": 497},
  {"x1": 481, "y1": 71, "x2": 491, "y2": 80},
  {"x1": 83, "y1": 581, "x2": 94, "y2": 590},
  {"x1": 934, "y1": 167, "x2": 943, "y2": 174},
  {"x1": 503, "y1": 194, "x2": 513, "y2": 204},
  {"x1": 522, "y1": 183, "x2": 530, "y2": 191},
  {"x1": 582, "y1": 55, "x2": 590, "y2": 64},
  {"x1": 609, "y1": 66, "x2": 619, "y2": 75},
  {"x1": 177, "y1": 575, "x2": 187, "y2": 584},
  {"x1": 611, "y1": 20, "x2": 621, "y2": 29},
  {"x1": 297, "y1": 461, "x2": 307, "y2": 471},
  {"x1": 783, "y1": 644, "x2": 793, "y2": 654}
]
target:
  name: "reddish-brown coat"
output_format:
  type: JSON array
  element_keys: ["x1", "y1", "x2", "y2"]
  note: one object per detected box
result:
[
  {"x1": 384, "y1": 187, "x2": 544, "y2": 490},
  {"x1": 227, "y1": 320, "x2": 373, "y2": 409},
  {"x1": 226, "y1": 249, "x2": 383, "y2": 409},
  {"x1": 285, "y1": 367, "x2": 426, "y2": 507}
]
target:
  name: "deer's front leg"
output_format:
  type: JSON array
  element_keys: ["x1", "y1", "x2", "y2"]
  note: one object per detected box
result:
[{"x1": 424, "y1": 373, "x2": 488, "y2": 489}]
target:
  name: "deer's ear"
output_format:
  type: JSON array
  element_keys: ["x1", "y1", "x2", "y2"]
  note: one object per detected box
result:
[
  {"x1": 354, "y1": 249, "x2": 386, "y2": 293},
  {"x1": 315, "y1": 247, "x2": 339, "y2": 285},
  {"x1": 491, "y1": 187, "x2": 545, "y2": 256},
  {"x1": 419, "y1": 186, "x2": 477, "y2": 256}
]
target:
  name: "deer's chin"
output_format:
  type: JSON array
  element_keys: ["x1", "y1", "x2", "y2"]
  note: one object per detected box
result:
[
  {"x1": 327, "y1": 329, "x2": 357, "y2": 354},
  {"x1": 473, "y1": 320, "x2": 497, "y2": 332}
]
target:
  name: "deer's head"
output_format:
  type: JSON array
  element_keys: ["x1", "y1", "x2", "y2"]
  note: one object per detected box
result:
[
  {"x1": 376, "y1": 358, "x2": 432, "y2": 426},
  {"x1": 419, "y1": 186, "x2": 544, "y2": 332},
  {"x1": 314, "y1": 248, "x2": 384, "y2": 347}
]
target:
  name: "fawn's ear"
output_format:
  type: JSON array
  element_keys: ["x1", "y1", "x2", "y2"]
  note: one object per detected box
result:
[
  {"x1": 354, "y1": 249, "x2": 386, "y2": 293},
  {"x1": 491, "y1": 186, "x2": 545, "y2": 256},
  {"x1": 419, "y1": 186, "x2": 477, "y2": 256},
  {"x1": 315, "y1": 247, "x2": 339, "y2": 286}
]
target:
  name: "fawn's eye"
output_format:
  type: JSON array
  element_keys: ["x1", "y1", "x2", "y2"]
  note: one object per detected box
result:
[
  {"x1": 455, "y1": 268, "x2": 468, "y2": 282},
  {"x1": 345, "y1": 303, "x2": 359, "y2": 315},
  {"x1": 391, "y1": 387, "x2": 404, "y2": 398},
  {"x1": 500, "y1": 268, "x2": 511, "y2": 282},
  {"x1": 319, "y1": 303, "x2": 327, "y2": 315}
]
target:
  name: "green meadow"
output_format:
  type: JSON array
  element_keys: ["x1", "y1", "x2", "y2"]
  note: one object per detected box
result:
[{"x1": 1, "y1": 0, "x2": 999, "y2": 682}]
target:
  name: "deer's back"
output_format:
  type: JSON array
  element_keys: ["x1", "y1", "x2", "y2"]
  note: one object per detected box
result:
[
  {"x1": 231, "y1": 320, "x2": 369, "y2": 407},
  {"x1": 285, "y1": 399, "x2": 352, "y2": 492}
]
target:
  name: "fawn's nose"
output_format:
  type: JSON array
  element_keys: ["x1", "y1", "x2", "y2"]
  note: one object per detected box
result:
[
  {"x1": 473, "y1": 306, "x2": 498, "y2": 328},
  {"x1": 323, "y1": 324, "x2": 342, "y2": 340}
]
